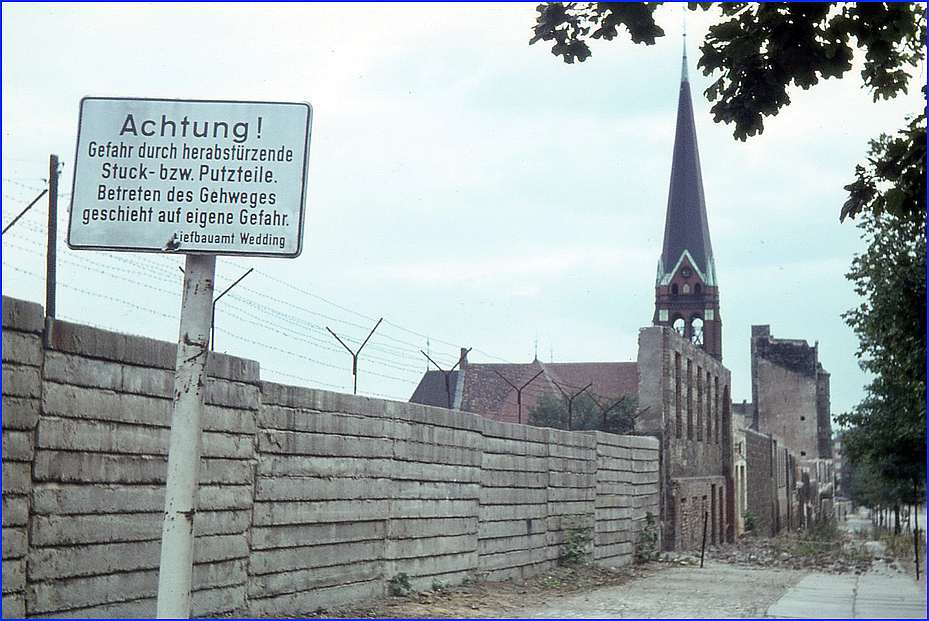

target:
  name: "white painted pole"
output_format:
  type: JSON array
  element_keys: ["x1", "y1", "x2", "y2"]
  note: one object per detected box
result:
[{"x1": 157, "y1": 253, "x2": 216, "y2": 619}]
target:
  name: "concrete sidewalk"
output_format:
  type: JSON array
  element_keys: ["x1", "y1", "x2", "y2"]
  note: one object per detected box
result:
[{"x1": 766, "y1": 560, "x2": 927, "y2": 619}]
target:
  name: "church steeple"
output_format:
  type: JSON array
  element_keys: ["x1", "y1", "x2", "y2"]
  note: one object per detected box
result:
[{"x1": 653, "y1": 39, "x2": 722, "y2": 360}]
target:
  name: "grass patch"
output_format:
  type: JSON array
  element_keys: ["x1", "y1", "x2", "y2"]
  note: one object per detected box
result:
[{"x1": 881, "y1": 531, "x2": 927, "y2": 561}]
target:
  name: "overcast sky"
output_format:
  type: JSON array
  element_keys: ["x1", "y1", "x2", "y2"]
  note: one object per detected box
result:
[{"x1": 2, "y1": 3, "x2": 925, "y2": 417}]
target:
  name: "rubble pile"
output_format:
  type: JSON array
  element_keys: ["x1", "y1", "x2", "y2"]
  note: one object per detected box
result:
[{"x1": 707, "y1": 533, "x2": 873, "y2": 574}]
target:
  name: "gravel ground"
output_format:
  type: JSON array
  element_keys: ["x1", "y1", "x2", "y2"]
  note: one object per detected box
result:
[
  {"x1": 304, "y1": 555, "x2": 809, "y2": 619},
  {"x1": 508, "y1": 560, "x2": 806, "y2": 619},
  {"x1": 302, "y1": 528, "x2": 893, "y2": 619}
]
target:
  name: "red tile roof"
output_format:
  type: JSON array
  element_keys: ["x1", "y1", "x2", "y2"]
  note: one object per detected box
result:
[{"x1": 410, "y1": 358, "x2": 639, "y2": 425}]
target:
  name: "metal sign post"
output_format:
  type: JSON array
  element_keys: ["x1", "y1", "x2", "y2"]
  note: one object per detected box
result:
[
  {"x1": 156, "y1": 253, "x2": 215, "y2": 619},
  {"x1": 67, "y1": 96, "x2": 312, "y2": 618}
]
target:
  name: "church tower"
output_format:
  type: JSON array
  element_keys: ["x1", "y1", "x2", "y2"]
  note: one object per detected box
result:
[{"x1": 653, "y1": 41, "x2": 722, "y2": 360}]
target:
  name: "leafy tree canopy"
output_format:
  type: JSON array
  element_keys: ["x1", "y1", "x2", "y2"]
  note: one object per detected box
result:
[
  {"x1": 847, "y1": 459, "x2": 922, "y2": 509},
  {"x1": 528, "y1": 390, "x2": 639, "y2": 434},
  {"x1": 841, "y1": 99, "x2": 927, "y2": 222},
  {"x1": 836, "y1": 202, "x2": 927, "y2": 498},
  {"x1": 530, "y1": 2, "x2": 927, "y2": 140}
]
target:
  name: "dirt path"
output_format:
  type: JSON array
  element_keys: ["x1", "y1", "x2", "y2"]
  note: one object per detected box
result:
[
  {"x1": 305, "y1": 559, "x2": 808, "y2": 619},
  {"x1": 504, "y1": 561, "x2": 806, "y2": 619},
  {"x1": 304, "y1": 531, "x2": 878, "y2": 619}
]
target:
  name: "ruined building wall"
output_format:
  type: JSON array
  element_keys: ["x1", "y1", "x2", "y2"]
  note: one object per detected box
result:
[
  {"x1": 744, "y1": 429, "x2": 776, "y2": 536},
  {"x1": 743, "y1": 429, "x2": 803, "y2": 537},
  {"x1": 636, "y1": 326, "x2": 733, "y2": 550},
  {"x1": 751, "y1": 325, "x2": 832, "y2": 460},
  {"x1": 1, "y1": 296, "x2": 658, "y2": 619}
]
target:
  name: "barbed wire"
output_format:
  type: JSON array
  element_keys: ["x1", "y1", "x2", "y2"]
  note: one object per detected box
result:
[{"x1": 2, "y1": 174, "x2": 554, "y2": 402}]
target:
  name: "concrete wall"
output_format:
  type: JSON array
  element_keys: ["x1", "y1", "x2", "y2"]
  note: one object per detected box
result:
[
  {"x1": 2, "y1": 297, "x2": 258, "y2": 618},
  {"x1": 2, "y1": 296, "x2": 42, "y2": 619},
  {"x1": 1, "y1": 295, "x2": 659, "y2": 619}
]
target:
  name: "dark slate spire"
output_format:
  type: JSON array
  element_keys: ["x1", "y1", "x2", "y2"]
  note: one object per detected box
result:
[
  {"x1": 653, "y1": 36, "x2": 723, "y2": 361},
  {"x1": 657, "y1": 39, "x2": 716, "y2": 287}
]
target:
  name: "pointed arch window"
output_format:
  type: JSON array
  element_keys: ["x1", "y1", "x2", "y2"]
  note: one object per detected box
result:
[
  {"x1": 672, "y1": 316, "x2": 686, "y2": 338},
  {"x1": 691, "y1": 316, "x2": 704, "y2": 346},
  {"x1": 694, "y1": 283, "x2": 702, "y2": 295}
]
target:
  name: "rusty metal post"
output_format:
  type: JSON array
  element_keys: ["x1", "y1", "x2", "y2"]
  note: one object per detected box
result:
[
  {"x1": 491, "y1": 368, "x2": 544, "y2": 424},
  {"x1": 46, "y1": 155, "x2": 59, "y2": 321},
  {"x1": 328, "y1": 318, "x2": 383, "y2": 395},
  {"x1": 700, "y1": 510, "x2": 708, "y2": 568},
  {"x1": 156, "y1": 253, "x2": 216, "y2": 619}
]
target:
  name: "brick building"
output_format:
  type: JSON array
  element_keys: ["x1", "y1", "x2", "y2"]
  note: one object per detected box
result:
[
  {"x1": 636, "y1": 44, "x2": 734, "y2": 549},
  {"x1": 652, "y1": 45, "x2": 722, "y2": 362},
  {"x1": 742, "y1": 429, "x2": 801, "y2": 535},
  {"x1": 410, "y1": 350, "x2": 638, "y2": 427},
  {"x1": 731, "y1": 402, "x2": 750, "y2": 536},
  {"x1": 636, "y1": 326, "x2": 733, "y2": 549}
]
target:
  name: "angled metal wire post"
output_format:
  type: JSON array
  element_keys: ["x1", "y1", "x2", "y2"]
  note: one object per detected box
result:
[
  {"x1": 328, "y1": 318, "x2": 383, "y2": 395},
  {"x1": 491, "y1": 368, "x2": 544, "y2": 425},
  {"x1": 210, "y1": 268, "x2": 254, "y2": 351},
  {"x1": 589, "y1": 393, "x2": 632, "y2": 431},
  {"x1": 422, "y1": 348, "x2": 471, "y2": 409},
  {"x1": 1, "y1": 188, "x2": 48, "y2": 235},
  {"x1": 553, "y1": 381, "x2": 593, "y2": 431}
]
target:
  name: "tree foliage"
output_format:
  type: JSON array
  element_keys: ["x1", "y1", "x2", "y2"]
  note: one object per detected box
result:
[
  {"x1": 841, "y1": 97, "x2": 927, "y2": 223},
  {"x1": 530, "y1": 2, "x2": 927, "y2": 141},
  {"x1": 836, "y1": 203, "x2": 927, "y2": 502},
  {"x1": 847, "y1": 459, "x2": 921, "y2": 510},
  {"x1": 528, "y1": 390, "x2": 638, "y2": 434}
]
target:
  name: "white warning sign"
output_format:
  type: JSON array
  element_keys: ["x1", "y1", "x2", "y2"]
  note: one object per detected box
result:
[{"x1": 68, "y1": 97, "x2": 312, "y2": 257}]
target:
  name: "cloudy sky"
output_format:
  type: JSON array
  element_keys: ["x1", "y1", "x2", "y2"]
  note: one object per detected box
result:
[{"x1": 2, "y1": 3, "x2": 924, "y2": 417}]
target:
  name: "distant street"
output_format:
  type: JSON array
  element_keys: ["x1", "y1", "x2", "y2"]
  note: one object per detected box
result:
[{"x1": 500, "y1": 510, "x2": 927, "y2": 619}]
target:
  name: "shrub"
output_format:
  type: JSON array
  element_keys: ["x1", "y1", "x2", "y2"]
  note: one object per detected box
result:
[
  {"x1": 389, "y1": 572, "x2": 413, "y2": 596},
  {"x1": 559, "y1": 513, "x2": 594, "y2": 566},
  {"x1": 635, "y1": 511, "x2": 660, "y2": 563}
]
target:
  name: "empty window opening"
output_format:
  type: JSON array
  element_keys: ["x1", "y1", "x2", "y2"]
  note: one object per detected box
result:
[{"x1": 691, "y1": 316, "x2": 704, "y2": 346}]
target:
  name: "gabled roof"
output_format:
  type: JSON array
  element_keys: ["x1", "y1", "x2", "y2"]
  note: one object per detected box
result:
[
  {"x1": 656, "y1": 248, "x2": 713, "y2": 287},
  {"x1": 410, "y1": 358, "x2": 639, "y2": 425},
  {"x1": 409, "y1": 369, "x2": 460, "y2": 409},
  {"x1": 658, "y1": 44, "x2": 716, "y2": 286}
]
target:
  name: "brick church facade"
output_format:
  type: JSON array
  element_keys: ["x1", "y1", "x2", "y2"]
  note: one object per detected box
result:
[{"x1": 639, "y1": 45, "x2": 734, "y2": 548}]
